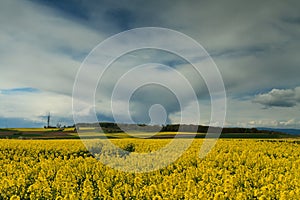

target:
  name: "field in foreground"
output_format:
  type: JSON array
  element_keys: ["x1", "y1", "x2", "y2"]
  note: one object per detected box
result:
[{"x1": 0, "y1": 139, "x2": 299, "y2": 199}]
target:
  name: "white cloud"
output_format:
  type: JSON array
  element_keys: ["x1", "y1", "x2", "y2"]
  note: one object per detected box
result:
[
  {"x1": 246, "y1": 119, "x2": 300, "y2": 128},
  {"x1": 253, "y1": 87, "x2": 300, "y2": 108},
  {"x1": 0, "y1": 91, "x2": 72, "y2": 123},
  {"x1": 279, "y1": 119, "x2": 296, "y2": 126}
]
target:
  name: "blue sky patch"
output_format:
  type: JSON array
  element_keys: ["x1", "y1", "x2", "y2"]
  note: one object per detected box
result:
[{"x1": 0, "y1": 87, "x2": 40, "y2": 95}]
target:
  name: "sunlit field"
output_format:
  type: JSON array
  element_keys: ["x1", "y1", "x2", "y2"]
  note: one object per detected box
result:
[
  {"x1": 0, "y1": 139, "x2": 299, "y2": 199},
  {"x1": 7, "y1": 128, "x2": 75, "y2": 132}
]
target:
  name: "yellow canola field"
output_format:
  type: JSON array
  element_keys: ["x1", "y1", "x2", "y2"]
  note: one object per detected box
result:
[{"x1": 0, "y1": 139, "x2": 299, "y2": 199}]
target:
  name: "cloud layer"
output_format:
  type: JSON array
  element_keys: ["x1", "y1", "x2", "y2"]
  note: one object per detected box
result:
[{"x1": 0, "y1": 0, "x2": 300, "y2": 128}]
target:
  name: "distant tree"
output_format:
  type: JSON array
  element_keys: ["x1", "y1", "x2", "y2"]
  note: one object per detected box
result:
[{"x1": 56, "y1": 123, "x2": 61, "y2": 128}]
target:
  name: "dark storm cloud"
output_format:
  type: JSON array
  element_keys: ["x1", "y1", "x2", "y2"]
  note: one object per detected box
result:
[
  {"x1": 104, "y1": 8, "x2": 136, "y2": 30},
  {"x1": 30, "y1": 0, "x2": 90, "y2": 20}
]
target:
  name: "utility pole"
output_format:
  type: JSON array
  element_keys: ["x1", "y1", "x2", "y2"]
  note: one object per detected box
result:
[{"x1": 47, "y1": 112, "x2": 50, "y2": 128}]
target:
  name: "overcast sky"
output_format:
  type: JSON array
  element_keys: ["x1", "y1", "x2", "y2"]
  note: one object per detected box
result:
[{"x1": 0, "y1": 0, "x2": 300, "y2": 128}]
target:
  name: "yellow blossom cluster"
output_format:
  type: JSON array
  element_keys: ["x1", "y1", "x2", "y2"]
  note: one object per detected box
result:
[{"x1": 0, "y1": 139, "x2": 299, "y2": 199}]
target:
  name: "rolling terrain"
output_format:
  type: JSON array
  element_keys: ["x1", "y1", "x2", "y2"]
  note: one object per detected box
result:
[{"x1": 0, "y1": 123, "x2": 297, "y2": 139}]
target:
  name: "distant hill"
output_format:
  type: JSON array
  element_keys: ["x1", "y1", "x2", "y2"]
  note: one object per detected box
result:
[
  {"x1": 75, "y1": 122, "x2": 294, "y2": 138},
  {"x1": 1, "y1": 124, "x2": 297, "y2": 139},
  {"x1": 257, "y1": 127, "x2": 300, "y2": 135}
]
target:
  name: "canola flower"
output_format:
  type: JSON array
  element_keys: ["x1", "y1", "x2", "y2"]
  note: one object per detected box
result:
[{"x1": 0, "y1": 139, "x2": 299, "y2": 199}]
